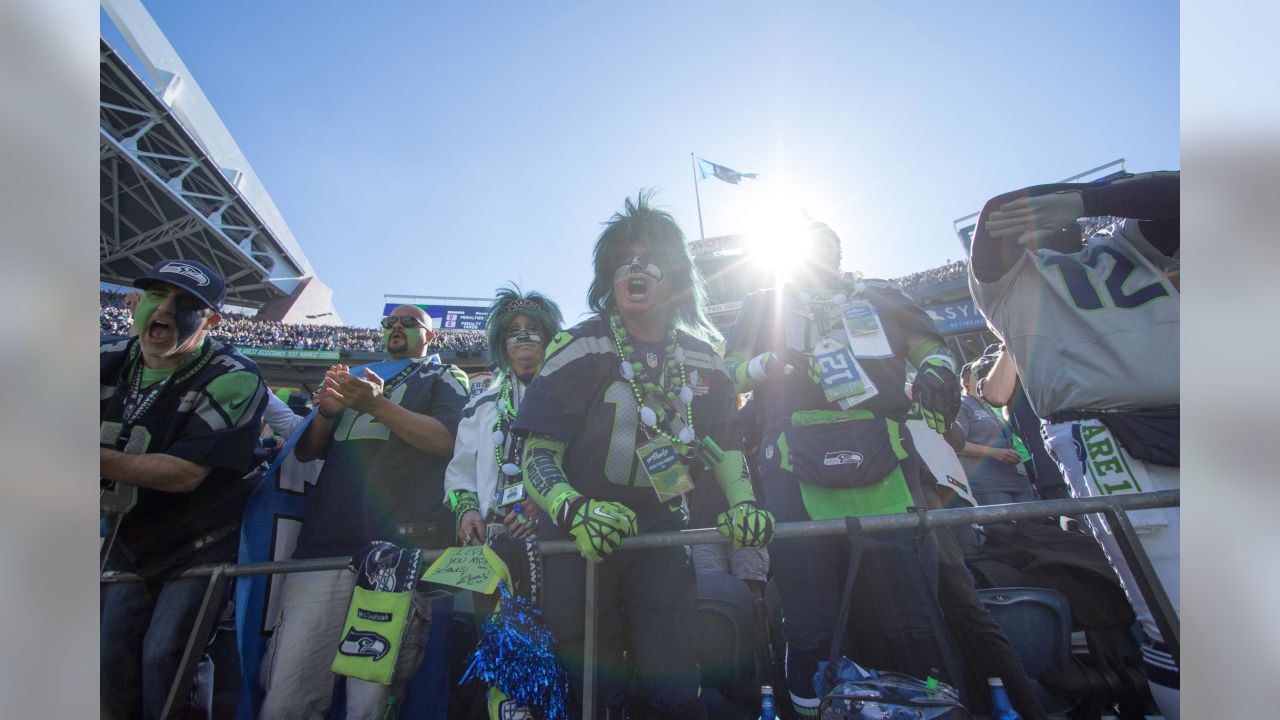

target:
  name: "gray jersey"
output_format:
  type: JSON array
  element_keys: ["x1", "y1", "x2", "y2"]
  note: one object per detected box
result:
[{"x1": 970, "y1": 219, "x2": 1179, "y2": 417}]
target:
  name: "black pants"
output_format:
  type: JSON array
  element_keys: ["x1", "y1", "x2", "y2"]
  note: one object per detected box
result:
[
  {"x1": 759, "y1": 450, "x2": 965, "y2": 715},
  {"x1": 921, "y1": 484, "x2": 1050, "y2": 720},
  {"x1": 540, "y1": 518, "x2": 705, "y2": 720}
]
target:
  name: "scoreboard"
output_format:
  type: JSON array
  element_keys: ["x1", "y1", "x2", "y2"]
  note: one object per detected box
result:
[{"x1": 381, "y1": 302, "x2": 489, "y2": 331}]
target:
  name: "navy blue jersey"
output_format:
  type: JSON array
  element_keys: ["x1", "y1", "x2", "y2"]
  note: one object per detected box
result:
[
  {"x1": 513, "y1": 315, "x2": 739, "y2": 531},
  {"x1": 100, "y1": 335, "x2": 268, "y2": 575},
  {"x1": 725, "y1": 281, "x2": 940, "y2": 423},
  {"x1": 292, "y1": 360, "x2": 470, "y2": 559}
]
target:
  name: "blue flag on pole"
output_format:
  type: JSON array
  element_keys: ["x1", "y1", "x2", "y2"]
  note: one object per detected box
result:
[{"x1": 696, "y1": 157, "x2": 758, "y2": 185}]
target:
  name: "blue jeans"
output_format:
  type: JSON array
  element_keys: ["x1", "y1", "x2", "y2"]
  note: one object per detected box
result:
[{"x1": 101, "y1": 574, "x2": 213, "y2": 720}]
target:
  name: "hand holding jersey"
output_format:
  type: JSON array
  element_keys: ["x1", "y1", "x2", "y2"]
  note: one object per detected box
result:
[{"x1": 984, "y1": 191, "x2": 1086, "y2": 245}]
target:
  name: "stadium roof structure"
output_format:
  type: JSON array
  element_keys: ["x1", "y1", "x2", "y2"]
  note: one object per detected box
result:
[{"x1": 100, "y1": 0, "x2": 321, "y2": 310}]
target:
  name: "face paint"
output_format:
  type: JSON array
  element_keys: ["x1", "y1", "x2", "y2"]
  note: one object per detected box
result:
[
  {"x1": 612, "y1": 256, "x2": 663, "y2": 284},
  {"x1": 164, "y1": 304, "x2": 206, "y2": 356},
  {"x1": 384, "y1": 326, "x2": 422, "y2": 353},
  {"x1": 137, "y1": 288, "x2": 208, "y2": 357},
  {"x1": 506, "y1": 329, "x2": 543, "y2": 348},
  {"x1": 133, "y1": 291, "x2": 164, "y2": 336}
]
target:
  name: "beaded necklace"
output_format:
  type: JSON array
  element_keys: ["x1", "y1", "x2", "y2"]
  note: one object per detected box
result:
[
  {"x1": 608, "y1": 311, "x2": 697, "y2": 456},
  {"x1": 490, "y1": 375, "x2": 524, "y2": 479}
]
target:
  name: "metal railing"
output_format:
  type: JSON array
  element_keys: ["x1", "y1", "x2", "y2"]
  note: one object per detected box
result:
[{"x1": 101, "y1": 490, "x2": 1179, "y2": 720}]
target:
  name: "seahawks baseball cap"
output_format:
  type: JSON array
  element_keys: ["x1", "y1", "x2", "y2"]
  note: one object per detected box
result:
[{"x1": 132, "y1": 258, "x2": 227, "y2": 311}]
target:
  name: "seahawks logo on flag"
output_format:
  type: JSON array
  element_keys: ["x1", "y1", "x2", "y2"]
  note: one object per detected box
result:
[{"x1": 338, "y1": 627, "x2": 390, "y2": 661}]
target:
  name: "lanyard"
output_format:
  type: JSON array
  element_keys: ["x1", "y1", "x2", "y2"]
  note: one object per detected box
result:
[
  {"x1": 379, "y1": 359, "x2": 421, "y2": 397},
  {"x1": 121, "y1": 357, "x2": 175, "y2": 431}
]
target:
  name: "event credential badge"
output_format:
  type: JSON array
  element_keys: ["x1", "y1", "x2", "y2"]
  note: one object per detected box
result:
[
  {"x1": 841, "y1": 300, "x2": 893, "y2": 358},
  {"x1": 636, "y1": 437, "x2": 694, "y2": 501},
  {"x1": 814, "y1": 337, "x2": 878, "y2": 409}
]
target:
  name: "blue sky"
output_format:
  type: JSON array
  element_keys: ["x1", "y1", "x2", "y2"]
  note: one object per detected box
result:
[{"x1": 102, "y1": 1, "x2": 1178, "y2": 329}]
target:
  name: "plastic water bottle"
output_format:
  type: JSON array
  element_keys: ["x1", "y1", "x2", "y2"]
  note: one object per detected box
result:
[
  {"x1": 758, "y1": 685, "x2": 776, "y2": 720},
  {"x1": 988, "y1": 677, "x2": 1020, "y2": 720}
]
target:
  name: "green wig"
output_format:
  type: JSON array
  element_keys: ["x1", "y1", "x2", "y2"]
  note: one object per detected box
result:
[
  {"x1": 486, "y1": 283, "x2": 564, "y2": 379},
  {"x1": 587, "y1": 189, "x2": 720, "y2": 342}
]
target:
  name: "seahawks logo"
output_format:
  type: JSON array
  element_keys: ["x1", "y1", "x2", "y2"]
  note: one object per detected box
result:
[
  {"x1": 338, "y1": 627, "x2": 390, "y2": 660},
  {"x1": 823, "y1": 450, "x2": 864, "y2": 467},
  {"x1": 158, "y1": 261, "x2": 210, "y2": 286}
]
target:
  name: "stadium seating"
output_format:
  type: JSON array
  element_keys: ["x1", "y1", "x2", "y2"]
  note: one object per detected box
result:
[
  {"x1": 977, "y1": 587, "x2": 1075, "y2": 715},
  {"x1": 696, "y1": 571, "x2": 762, "y2": 720}
]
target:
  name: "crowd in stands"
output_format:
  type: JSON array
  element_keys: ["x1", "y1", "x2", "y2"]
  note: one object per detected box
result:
[
  {"x1": 894, "y1": 258, "x2": 968, "y2": 293},
  {"x1": 432, "y1": 329, "x2": 487, "y2": 352},
  {"x1": 100, "y1": 290, "x2": 487, "y2": 355}
]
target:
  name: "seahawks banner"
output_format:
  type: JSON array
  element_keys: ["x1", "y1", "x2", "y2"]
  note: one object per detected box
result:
[
  {"x1": 332, "y1": 542, "x2": 424, "y2": 685},
  {"x1": 235, "y1": 359, "x2": 415, "y2": 719}
]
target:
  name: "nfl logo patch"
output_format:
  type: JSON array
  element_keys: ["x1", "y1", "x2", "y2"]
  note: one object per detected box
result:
[
  {"x1": 764, "y1": 445, "x2": 774, "y2": 460},
  {"x1": 646, "y1": 352, "x2": 659, "y2": 369}
]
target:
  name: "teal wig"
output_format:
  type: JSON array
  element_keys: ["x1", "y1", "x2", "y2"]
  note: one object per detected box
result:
[
  {"x1": 486, "y1": 284, "x2": 564, "y2": 379},
  {"x1": 587, "y1": 189, "x2": 720, "y2": 342}
]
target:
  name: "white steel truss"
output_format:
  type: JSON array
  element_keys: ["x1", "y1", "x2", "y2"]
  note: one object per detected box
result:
[{"x1": 100, "y1": 39, "x2": 306, "y2": 306}]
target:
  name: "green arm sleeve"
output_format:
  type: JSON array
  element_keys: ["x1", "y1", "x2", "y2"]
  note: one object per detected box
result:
[
  {"x1": 724, "y1": 354, "x2": 760, "y2": 394},
  {"x1": 521, "y1": 433, "x2": 582, "y2": 525},
  {"x1": 699, "y1": 437, "x2": 757, "y2": 507},
  {"x1": 907, "y1": 337, "x2": 951, "y2": 369}
]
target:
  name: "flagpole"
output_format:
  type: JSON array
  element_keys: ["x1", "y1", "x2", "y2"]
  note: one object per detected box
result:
[{"x1": 690, "y1": 152, "x2": 705, "y2": 240}]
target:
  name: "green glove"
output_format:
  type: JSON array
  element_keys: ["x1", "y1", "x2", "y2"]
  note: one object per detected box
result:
[
  {"x1": 911, "y1": 355, "x2": 961, "y2": 433},
  {"x1": 717, "y1": 502, "x2": 776, "y2": 550},
  {"x1": 562, "y1": 496, "x2": 637, "y2": 563}
]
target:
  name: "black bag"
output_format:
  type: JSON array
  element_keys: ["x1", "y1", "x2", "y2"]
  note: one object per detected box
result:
[{"x1": 786, "y1": 417, "x2": 901, "y2": 489}]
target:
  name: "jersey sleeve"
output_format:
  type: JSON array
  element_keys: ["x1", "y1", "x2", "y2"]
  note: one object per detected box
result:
[
  {"x1": 442, "y1": 393, "x2": 487, "y2": 498},
  {"x1": 100, "y1": 336, "x2": 133, "y2": 389},
  {"x1": 1112, "y1": 219, "x2": 1179, "y2": 270},
  {"x1": 423, "y1": 364, "x2": 470, "y2": 437},
  {"x1": 512, "y1": 325, "x2": 614, "y2": 442},
  {"x1": 687, "y1": 338, "x2": 742, "y2": 454},
  {"x1": 864, "y1": 282, "x2": 944, "y2": 356},
  {"x1": 955, "y1": 396, "x2": 977, "y2": 436},
  {"x1": 164, "y1": 367, "x2": 268, "y2": 473}
]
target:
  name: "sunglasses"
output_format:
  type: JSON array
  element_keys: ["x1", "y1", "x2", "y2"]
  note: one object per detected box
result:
[{"x1": 380, "y1": 315, "x2": 428, "y2": 330}]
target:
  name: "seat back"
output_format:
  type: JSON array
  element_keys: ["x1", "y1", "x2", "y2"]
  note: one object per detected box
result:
[
  {"x1": 696, "y1": 571, "x2": 760, "y2": 720},
  {"x1": 977, "y1": 586, "x2": 1074, "y2": 715}
]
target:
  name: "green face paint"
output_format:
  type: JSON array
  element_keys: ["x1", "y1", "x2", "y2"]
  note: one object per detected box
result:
[
  {"x1": 133, "y1": 290, "x2": 164, "y2": 335},
  {"x1": 383, "y1": 326, "x2": 422, "y2": 354}
]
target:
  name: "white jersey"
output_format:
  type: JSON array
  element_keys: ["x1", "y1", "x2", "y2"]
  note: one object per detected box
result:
[
  {"x1": 970, "y1": 219, "x2": 1179, "y2": 417},
  {"x1": 443, "y1": 379, "x2": 525, "y2": 518}
]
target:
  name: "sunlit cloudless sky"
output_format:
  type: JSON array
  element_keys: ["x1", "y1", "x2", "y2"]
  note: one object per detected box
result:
[{"x1": 102, "y1": 1, "x2": 1178, "y2": 328}]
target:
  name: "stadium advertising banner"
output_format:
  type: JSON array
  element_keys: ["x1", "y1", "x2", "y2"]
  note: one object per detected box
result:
[
  {"x1": 241, "y1": 348, "x2": 341, "y2": 360},
  {"x1": 382, "y1": 303, "x2": 489, "y2": 331},
  {"x1": 922, "y1": 299, "x2": 987, "y2": 335}
]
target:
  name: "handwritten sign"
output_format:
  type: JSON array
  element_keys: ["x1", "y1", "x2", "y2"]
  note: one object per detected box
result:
[{"x1": 420, "y1": 546, "x2": 511, "y2": 594}]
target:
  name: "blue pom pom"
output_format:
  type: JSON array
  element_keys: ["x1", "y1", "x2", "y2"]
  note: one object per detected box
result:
[{"x1": 461, "y1": 582, "x2": 570, "y2": 719}]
